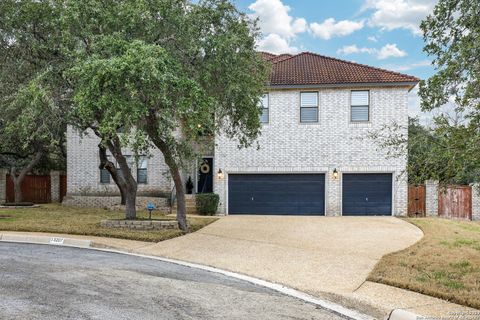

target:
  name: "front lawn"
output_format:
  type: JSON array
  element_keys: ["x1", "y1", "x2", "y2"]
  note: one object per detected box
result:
[
  {"x1": 368, "y1": 218, "x2": 480, "y2": 309},
  {"x1": 0, "y1": 204, "x2": 217, "y2": 242}
]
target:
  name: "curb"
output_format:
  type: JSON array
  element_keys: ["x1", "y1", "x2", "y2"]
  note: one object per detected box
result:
[
  {"x1": 386, "y1": 309, "x2": 418, "y2": 320},
  {"x1": 0, "y1": 234, "x2": 374, "y2": 320},
  {"x1": 0, "y1": 234, "x2": 91, "y2": 248}
]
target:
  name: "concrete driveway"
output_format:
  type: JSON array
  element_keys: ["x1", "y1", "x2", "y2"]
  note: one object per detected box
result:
[{"x1": 137, "y1": 216, "x2": 423, "y2": 298}]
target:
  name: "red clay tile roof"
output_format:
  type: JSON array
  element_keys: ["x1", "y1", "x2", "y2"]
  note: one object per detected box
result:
[
  {"x1": 268, "y1": 53, "x2": 293, "y2": 63},
  {"x1": 261, "y1": 52, "x2": 277, "y2": 61},
  {"x1": 261, "y1": 52, "x2": 419, "y2": 86}
]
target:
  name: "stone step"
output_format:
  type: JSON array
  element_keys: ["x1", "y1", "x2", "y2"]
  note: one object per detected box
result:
[{"x1": 171, "y1": 207, "x2": 198, "y2": 215}]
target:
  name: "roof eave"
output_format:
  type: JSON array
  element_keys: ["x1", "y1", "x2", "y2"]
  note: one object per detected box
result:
[{"x1": 267, "y1": 81, "x2": 419, "y2": 91}]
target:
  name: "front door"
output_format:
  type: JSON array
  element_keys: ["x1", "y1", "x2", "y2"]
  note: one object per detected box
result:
[{"x1": 197, "y1": 158, "x2": 213, "y2": 193}]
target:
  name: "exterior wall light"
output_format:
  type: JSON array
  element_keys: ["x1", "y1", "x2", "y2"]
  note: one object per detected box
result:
[
  {"x1": 217, "y1": 169, "x2": 224, "y2": 180},
  {"x1": 332, "y1": 168, "x2": 339, "y2": 180}
]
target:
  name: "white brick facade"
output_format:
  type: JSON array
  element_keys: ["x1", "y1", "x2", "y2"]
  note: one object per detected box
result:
[
  {"x1": 213, "y1": 87, "x2": 409, "y2": 216},
  {"x1": 66, "y1": 127, "x2": 172, "y2": 201},
  {"x1": 66, "y1": 87, "x2": 409, "y2": 215}
]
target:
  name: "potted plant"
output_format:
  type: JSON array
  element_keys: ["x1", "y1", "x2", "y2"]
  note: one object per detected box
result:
[{"x1": 186, "y1": 176, "x2": 194, "y2": 194}]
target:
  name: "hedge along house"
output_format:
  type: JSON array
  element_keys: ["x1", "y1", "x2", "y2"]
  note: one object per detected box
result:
[{"x1": 65, "y1": 51, "x2": 419, "y2": 216}]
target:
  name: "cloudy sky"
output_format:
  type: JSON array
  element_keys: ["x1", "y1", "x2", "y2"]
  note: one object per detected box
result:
[{"x1": 233, "y1": 0, "x2": 439, "y2": 123}]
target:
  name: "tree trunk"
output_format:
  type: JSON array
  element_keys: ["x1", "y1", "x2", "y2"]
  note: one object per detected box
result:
[
  {"x1": 144, "y1": 112, "x2": 188, "y2": 231},
  {"x1": 105, "y1": 137, "x2": 138, "y2": 220},
  {"x1": 170, "y1": 163, "x2": 188, "y2": 232},
  {"x1": 10, "y1": 150, "x2": 43, "y2": 203},
  {"x1": 12, "y1": 174, "x2": 23, "y2": 203},
  {"x1": 98, "y1": 144, "x2": 126, "y2": 205},
  {"x1": 146, "y1": 137, "x2": 188, "y2": 231},
  {"x1": 92, "y1": 128, "x2": 137, "y2": 219}
]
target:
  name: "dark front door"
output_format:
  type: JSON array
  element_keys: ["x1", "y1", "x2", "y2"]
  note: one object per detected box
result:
[
  {"x1": 197, "y1": 158, "x2": 213, "y2": 193},
  {"x1": 342, "y1": 173, "x2": 392, "y2": 216},
  {"x1": 228, "y1": 174, "x2": 325, "y2": 215}
]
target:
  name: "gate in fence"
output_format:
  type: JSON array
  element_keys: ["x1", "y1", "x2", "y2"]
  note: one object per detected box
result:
[
  {"x1": 438, "y1": 185, "x2": 472, "y2": 220},
  {"x1": 408, "y1": 185, "x2": 426, "y2": 217}
]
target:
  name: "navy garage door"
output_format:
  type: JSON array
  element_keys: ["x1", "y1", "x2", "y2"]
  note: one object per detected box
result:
[
  {"x1": 228, "y1": 174, "x2": 325, "y2": 215},
  {"x1": 342, "y1": 173, "x2": 392, "y2": 216}
]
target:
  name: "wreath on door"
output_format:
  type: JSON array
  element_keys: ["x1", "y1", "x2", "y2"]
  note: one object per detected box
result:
[{"x1": 200, "y1": 161, "x2": 210, "y2": 174}]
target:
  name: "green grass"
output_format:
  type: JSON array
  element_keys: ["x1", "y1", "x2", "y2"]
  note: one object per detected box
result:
[
  {"x1": 368, "y1": 218, "x2": 480, "y2": 309},
  {"x1": 0, "y1": 204, "x2": 217, "y2": 242}
]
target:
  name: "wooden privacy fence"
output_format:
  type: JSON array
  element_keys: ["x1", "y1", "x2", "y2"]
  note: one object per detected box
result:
[
  {"x1": 5, "y1": 174, "x2": 67, "y2": 204},
  {"x1": 438, "y1": 185, "x2": 472, "y2": 220},
  {"x1": 408, "y1": 185, "x2": 426, "y2": 217},
  {"x1": 6, "y1": 174, "x2": 51, "y2": 203}
]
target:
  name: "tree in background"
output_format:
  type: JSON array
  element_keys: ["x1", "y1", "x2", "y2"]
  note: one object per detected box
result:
[
  {"x1": 0, "y1": 0, "x2": 139, "y2": 212},
  {"x1": 0, "y1": 1, "x2": 67, "y2": 203},
  {"x1": 370, "y1": 0, "x2": 479, "y2": 185},
  {"x1": 0, "y1": 78, "x2": 66, "y2": 202},
  {"x1": 418, "y1": 0, "x2": 480, "y2": 182}
]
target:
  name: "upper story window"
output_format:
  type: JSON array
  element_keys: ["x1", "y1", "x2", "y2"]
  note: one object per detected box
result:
[
  {"x1": 351, "y1": 90, "x2": 370, "y2": 122},
  {"x1": 300, "y1": 92, "x2": 318, "y2": 123},
  {"x1": 137, "y1": 156, "x2": 148, "y2": 184},
  {"x1": 260, "y1": 94, "x2": 269, "y2": 123}
]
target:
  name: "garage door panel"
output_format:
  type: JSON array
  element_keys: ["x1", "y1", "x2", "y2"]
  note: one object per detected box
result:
[
  {"x1": 342, "y1": 173, "x2": 392, "y2": 216},
  {"x1": 229, "y1": 174, "x2": 325, "y2": 215}
]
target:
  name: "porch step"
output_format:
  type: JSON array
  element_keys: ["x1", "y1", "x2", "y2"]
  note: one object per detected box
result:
[{"x1": 171, "y1": 195, "x2": 198, "y2": 215}]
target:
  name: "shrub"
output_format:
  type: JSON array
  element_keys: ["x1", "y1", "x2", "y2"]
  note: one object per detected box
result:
[{"x1": 195, "y1": 193, "x2": 219, "y2": 216}]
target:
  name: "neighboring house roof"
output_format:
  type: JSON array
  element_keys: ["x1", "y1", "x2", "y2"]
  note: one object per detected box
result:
[{"x1": 260, "y1": 51, "x2": 419, "y2": 87}]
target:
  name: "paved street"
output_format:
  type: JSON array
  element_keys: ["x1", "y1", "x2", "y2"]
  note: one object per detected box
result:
[{"x1": 0, "y1": 243, "x2": 346, "y2": 320}]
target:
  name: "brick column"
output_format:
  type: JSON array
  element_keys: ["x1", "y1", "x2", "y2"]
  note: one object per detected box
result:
[
  {"x1": 472, "y1": 184, "x2": 480, "y2": 221},
  {"x1": 425, "y1": 180, "x2": 439, "y2": 217},
  {"x1": 326, "y1": 169, "x2": 341, "y2": 216},
  {"x1": 0, "y1": 169, "x2": 7, "y2": 204},
  {"x1": 50, "y1": 171, "x2": 61, "y2": 203}
]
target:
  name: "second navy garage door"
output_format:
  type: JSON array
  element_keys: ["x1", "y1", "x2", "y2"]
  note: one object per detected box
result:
[
  {"x1": 342, "y1": 173, "x2": 392, "y2": 216},
  {"x1": 228, "y1": 174, "x2": 325, "y2": 215}
]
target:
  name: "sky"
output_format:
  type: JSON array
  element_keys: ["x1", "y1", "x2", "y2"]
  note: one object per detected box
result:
[{"x1": 233, "y1": 0, "x2": 439, "y2": 123}]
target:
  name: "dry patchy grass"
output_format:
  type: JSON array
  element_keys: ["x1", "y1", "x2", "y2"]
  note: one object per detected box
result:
[
  {"x1": 0, "y1": 204, "x2": 217, "y2": 242},
  {"x1": 368, "y1": 218, "x2": 480, "y2": 309}
]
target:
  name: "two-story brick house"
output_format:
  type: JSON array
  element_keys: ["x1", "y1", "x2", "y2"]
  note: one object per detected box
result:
[{"x1": 65, "y1": 51, "x2": 418, "y2": 216}]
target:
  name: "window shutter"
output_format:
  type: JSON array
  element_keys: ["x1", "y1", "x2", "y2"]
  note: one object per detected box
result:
[
  {"x1": 351, "y1": 91, "x2": 369, "y2": 106},
  {"x1": 351, "y1": 106, "x2": 369, "y2": 121},
  {"x1": 301, "y1": 92, "x2": 318, "y2": 107}
]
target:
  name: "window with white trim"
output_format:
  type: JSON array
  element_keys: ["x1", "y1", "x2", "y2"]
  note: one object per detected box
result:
[
  {"x1": 351, "y1": 90, "x2": 369, "y2": 122},
  {"x1": 260, "y1": 94, "x2": 269, "y2": 123},
  {"x1": 300, "y1": 92, "x2": 318, "y2": 123}
]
